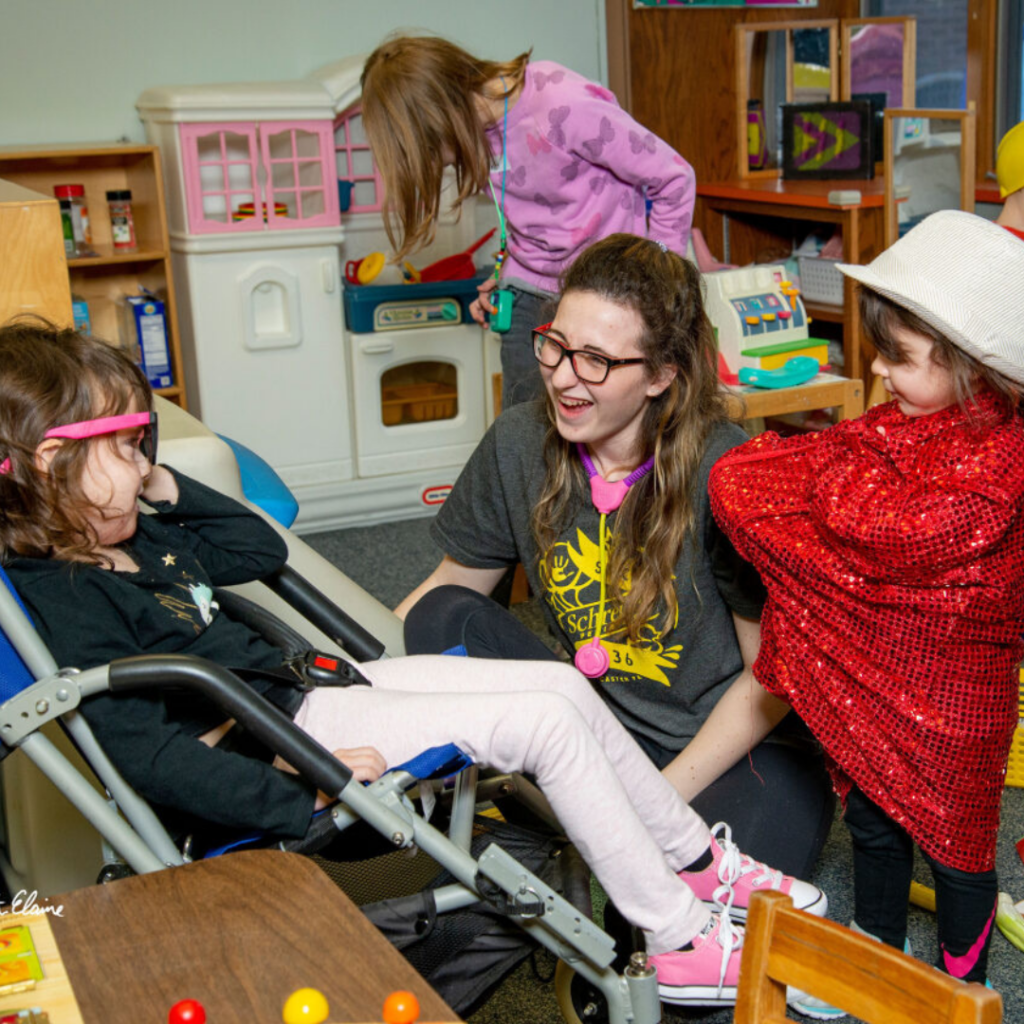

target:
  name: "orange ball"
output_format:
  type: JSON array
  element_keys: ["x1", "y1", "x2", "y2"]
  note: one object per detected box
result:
[{"x1": 382, "y1": 989, "x2": 420, "y2": 1024}]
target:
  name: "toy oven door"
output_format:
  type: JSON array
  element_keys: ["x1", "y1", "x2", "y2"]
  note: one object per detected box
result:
[{"x1": 347, "y1": 324, "x2": 486, "y2": 478}]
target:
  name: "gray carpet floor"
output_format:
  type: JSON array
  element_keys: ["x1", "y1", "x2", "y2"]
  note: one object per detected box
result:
[{"x1": 305, "y1": 518, "x2": 1024, "y2": 1022}]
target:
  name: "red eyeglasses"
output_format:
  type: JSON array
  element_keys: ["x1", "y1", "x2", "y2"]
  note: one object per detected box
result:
[{"x1": 532, "y1": 323, "x2": 646, "y2": 384}]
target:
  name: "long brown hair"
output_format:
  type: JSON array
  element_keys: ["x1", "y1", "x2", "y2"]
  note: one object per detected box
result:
[
  {"x1": 0, "y1": 318, "x2": 152, "y2": 565},
  {"x1": 860, "y1": 287, "x2": 1022, "y2": 416},
  {"x1": 361, "y1": 35, "x2": 530, "y2": 259},
  {"x1": 532, "y1": 235, "x2": 731, "y2": 642}
]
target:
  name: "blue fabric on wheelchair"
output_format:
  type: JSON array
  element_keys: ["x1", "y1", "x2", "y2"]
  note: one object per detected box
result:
[
  {"x1": 0, "y1": 566, "x2": 39, "y2": 704},
  {"x1": 202, "y1": 742, "x2": 474, "y2": 858}
]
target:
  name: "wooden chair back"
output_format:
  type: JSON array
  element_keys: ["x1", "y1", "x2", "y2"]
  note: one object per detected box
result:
[{"x1": 734, "y1": 891, "x2": 1002, "y2": 1024}]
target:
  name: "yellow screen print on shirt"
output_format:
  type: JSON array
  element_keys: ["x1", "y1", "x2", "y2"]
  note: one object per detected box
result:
[{"x1": 541, "y1": 523, "x2": 682, "y2": 686}]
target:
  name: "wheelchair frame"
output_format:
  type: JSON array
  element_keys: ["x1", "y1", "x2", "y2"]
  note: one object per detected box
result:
[{"x1": 0, "y1": 569, "x2": 661, "y2": 1024}]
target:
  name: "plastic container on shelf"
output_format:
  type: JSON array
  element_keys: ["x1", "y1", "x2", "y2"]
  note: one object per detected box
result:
[
  {"x1": 57, "y1": 199, "x2": 76, "y2": 257},
  {"x1": 54, "y1": 184, "x2": 92, "y2": 256},
  {"x1": 796, "y1": 255, "x2": 845, "y2": 306},
  {"x1": 106, "y1": 189, "x2": 137, "y2": 252},
  {"x1": 70, "y1": 294, "x2": 91, "y2": 336}
]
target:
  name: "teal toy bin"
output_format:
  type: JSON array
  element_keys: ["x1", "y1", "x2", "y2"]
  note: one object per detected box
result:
[{"x1": 343, "y1": 272, "x2": 491, "y2": 333}]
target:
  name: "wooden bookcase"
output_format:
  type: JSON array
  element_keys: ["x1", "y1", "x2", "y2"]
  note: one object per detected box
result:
[{"x1": 0, "y1": 143, "x2": 188, "y2": 409}]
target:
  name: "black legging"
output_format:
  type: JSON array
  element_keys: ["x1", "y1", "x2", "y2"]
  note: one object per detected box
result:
[
  {"x1": 843, "y1": 787, "x2": 998, "y2": 983},
  {"x1": 405, "y1": 585, "x2": 835, "y2": 880}
]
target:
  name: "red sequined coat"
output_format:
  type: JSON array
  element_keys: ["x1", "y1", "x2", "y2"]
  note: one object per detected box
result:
[{"x1": 710, "y1": 393, "x2": 1024, "y2": 871}]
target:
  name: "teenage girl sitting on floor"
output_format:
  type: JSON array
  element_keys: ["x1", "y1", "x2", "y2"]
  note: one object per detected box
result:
[
  {"x1": 360, "y1": 34, "x2": 696, "y2": 410},
  {"x1": 0, "y1": 319, "x2": 826, "y2": 1007},
  {"x1": 711, "y1": 211, "x2": 1024, "y2": 998},
  {"x1": 399, "y1": 233, "x2": 836, "y2": 884}
]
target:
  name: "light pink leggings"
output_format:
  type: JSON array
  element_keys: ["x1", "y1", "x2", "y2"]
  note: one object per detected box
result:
[{"x1": 291, "y1": 655, "x2": 712, "y2": 953}]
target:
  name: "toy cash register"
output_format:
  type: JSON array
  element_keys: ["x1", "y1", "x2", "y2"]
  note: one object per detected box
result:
[{"x1": 702, "y1": 264, "x2": 828, "y2": 384}]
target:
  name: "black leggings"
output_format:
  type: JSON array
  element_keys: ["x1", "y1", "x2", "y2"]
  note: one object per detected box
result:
[
  {"x1": 405, "y1": 585, "x2": 835, "y2": 880},
  {"x1": 843, "y1": 787, "x2": 998, "y2": 983}
]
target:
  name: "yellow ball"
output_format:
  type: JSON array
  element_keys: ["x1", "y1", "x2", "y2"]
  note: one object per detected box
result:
[{"x1": 282, "y1": 987, "x2": 330, "y2": 1024}]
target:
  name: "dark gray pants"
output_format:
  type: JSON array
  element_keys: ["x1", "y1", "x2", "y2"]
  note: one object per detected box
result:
[{"x1": 498, "y1": 286, "x2": 555, "y2": 411}]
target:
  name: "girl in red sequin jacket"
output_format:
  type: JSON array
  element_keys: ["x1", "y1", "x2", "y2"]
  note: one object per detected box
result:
[{"x1": 709, "y1": 211, "x2": 1024, "y2": 988}]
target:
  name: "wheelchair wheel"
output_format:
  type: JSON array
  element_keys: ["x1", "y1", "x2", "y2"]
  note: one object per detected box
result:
[
  {"x1": 553, "y1": 900, "x2": 636, "y2": 1024},
  {"x1": 96, "y1": 862, "x2": 134, "y2": 884},
  {"x1": 554, "y1": 959, "x2": 609, "y2": 1024}
]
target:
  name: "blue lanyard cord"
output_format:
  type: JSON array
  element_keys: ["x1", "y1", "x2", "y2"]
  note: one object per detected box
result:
[{"x1": 488, "y1": 77, "x2": 509, "y2": 283}]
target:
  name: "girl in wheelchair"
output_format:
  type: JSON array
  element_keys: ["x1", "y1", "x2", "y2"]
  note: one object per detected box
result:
[{"x1": 0, "y1": 319, "x2": 825, "y2": 1007}]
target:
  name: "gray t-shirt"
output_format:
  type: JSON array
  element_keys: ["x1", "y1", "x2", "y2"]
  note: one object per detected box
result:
[{"x1": 431, "y1": 400, "x2": 765, "y2": 752}]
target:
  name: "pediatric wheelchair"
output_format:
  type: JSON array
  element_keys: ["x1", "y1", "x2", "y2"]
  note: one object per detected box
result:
[{"x1": 0, "y1": 398, "x2": 658, "y2": 1024}]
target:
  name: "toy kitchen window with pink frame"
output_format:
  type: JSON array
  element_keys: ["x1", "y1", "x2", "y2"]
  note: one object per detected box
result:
[
  {"x1": 334, "y1": 106, "x2": 382, "y2": 214},
  {"x1": 180, "y1": 120, "x2": 339, "y2": 234}
]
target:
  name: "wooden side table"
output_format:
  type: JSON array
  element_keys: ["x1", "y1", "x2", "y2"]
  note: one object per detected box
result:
[{"x1": 5, "y1": 850, "x2": 459, "y2": 1024}]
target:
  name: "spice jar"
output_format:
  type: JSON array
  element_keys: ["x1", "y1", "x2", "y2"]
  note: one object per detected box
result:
[
  {"x1": 53, "y1": 184, "x2": 92, "y2": 256},
  {"x1": 58, "y1": 199, "x2": 76, "y2": 257},
  {"x1": 106, "y1": 189, "x2": 137, "y2": 252}
]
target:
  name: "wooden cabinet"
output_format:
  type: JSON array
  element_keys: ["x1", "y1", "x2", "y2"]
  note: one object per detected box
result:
[
  {"x1": 0, "y1": 144, "x2": 188, "y2": 409},
  {"x1": 0, "y1": 180, "x2": 73, "y2": 327}
]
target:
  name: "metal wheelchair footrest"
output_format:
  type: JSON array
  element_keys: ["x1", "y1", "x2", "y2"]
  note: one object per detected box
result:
[{"x1": 476, "y1": 843, "x2": 616, "y2": 969}]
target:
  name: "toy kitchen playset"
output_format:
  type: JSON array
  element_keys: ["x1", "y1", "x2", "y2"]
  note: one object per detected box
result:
[{"x1": 137, "y1": 57, "x2": 499, "y2": 532}]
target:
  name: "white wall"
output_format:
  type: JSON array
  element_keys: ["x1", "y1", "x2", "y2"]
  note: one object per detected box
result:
[{"x1": 0, "y1": 0, "x2": 607, "y2": 146}]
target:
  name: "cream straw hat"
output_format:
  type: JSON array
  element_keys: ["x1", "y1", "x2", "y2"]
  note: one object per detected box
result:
[{"x1": 838, "y1": 210, "x2": 1024, "y2": 385}]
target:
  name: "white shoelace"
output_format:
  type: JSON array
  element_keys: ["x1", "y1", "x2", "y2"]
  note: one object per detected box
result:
[
  {"x1": 705, "y1": 894, "x2": 744, "y2": 996},
  {"x1": 710, "y1": 820, "x2": 782, "y2": 907}
]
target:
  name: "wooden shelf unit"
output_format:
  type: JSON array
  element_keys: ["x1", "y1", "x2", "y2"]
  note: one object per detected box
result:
[
  {"x1": 696, "y1": 175, "x2": 888, "y2": 385},
  {"x1": 0, "y1": 143, "x2": 188, "y2": 408}
]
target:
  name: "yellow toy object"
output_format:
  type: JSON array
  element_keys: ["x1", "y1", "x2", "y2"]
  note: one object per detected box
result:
[
  {"x1": 909, "y1": 880, "x2": 937, "y2": 912},
  {"x1": 345, "y1": 252, "x2": 385, "y2": 286},
  {"x1": 996, "y1": 120, "x2": 1024, "y2": 199},
  {"x1": 358, "y1": 251, "x2": 386, "y2": 284},
  {"x1": 1006, "y1": 666, "x2": 1024, "y2": 788},
  {"x1": 996, "y1": 892, "x2": 1024, "y2": 953},
  {"x1": 402, "y1": 260, "x2": 422, "y2": 284},
  {"x1": 282, "y1": 987, "x2": 330, "y2": 1024}
]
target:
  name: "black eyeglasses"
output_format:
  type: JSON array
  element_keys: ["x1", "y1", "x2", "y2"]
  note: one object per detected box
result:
[{"x1": 532, "y1": 323, "x2": 646, "y2": 385}]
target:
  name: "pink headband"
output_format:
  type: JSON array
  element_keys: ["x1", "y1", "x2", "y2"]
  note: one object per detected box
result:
[{"x1": 0, "y1": 412, "x2": 155, "y2": 475}]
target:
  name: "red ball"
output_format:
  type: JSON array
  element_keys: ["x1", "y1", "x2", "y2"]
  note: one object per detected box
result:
[{"x1": 169, "y1": 999, "x2": 206, "y2": 1024}]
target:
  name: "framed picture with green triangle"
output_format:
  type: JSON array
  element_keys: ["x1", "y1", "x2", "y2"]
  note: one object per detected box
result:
[{"x1": 781, "y1": 100, "x2": 874, "y2": 180}]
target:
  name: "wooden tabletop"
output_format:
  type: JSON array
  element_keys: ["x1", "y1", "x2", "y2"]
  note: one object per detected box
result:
[
  {"x1": 725, "y1": 373, "x2": 864, "y2": 422},
  {"x1": 697, "y1": 176, "x2": 888, "y2": 209},
  {"x1": 44, "y1": 850, "x2": 459, "y2": 1024}
]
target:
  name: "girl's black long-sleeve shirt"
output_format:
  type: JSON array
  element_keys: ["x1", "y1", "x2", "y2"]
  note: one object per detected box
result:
[{"x1": 5, "y1": 469, "x2": 317, "y2": 839}]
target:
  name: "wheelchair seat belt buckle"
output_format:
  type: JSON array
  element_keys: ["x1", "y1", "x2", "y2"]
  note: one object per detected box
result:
[{"x1": 297, "y1": 651, "x2": 371, "y2": 689}]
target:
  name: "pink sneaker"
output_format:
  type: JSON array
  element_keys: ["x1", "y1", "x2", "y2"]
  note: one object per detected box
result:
[
  {"x1": 681, "y1": 821, "x2": 828, "y2": 922},
  {"x1": 649, "y1": 912, "x2": 744, "y2": 1006}
]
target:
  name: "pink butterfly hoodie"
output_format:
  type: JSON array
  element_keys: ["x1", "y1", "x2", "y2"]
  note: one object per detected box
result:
[{"x1": 484, "y1": 61, "x2": 695, "y2": 295}]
